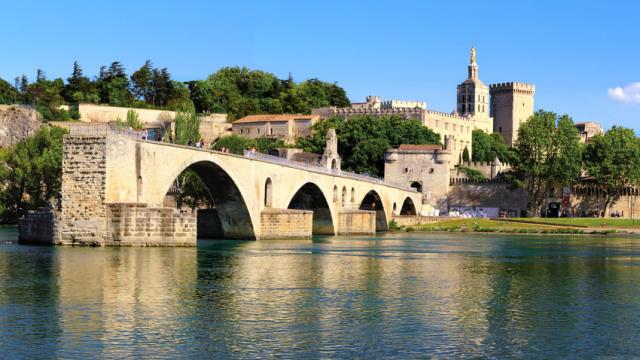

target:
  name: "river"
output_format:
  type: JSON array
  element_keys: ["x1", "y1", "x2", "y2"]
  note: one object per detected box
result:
[{"x1": 1, "y1": 227, "x2": 639, "y2": 358}]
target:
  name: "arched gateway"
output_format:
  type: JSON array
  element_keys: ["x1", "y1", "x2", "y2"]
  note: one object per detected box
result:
[{"x1": 20, "y1": 131, "x2": 421, "y2": 246}]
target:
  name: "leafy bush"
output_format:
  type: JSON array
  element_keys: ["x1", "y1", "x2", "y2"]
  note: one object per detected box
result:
[{"x1": 457, "y1": 166, "x2": 486, "y2": 181}]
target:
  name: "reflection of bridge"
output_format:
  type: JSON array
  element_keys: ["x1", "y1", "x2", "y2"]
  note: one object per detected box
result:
[{"x1": 26, "y1": 131, "x2": 422, "y2": 246}]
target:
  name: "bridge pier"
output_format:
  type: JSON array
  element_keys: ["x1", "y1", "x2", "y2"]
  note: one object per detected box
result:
[{"x1": 337, "y1": 210, "x2": 376, "y2": 235}]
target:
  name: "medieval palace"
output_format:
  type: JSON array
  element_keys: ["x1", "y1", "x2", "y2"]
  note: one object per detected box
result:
[{"x1": 312, "y1": 48, "x2": 536, "y2": 161}]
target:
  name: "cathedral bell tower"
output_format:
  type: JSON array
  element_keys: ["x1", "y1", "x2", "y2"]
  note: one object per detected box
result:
[{"x1": 456, "y1": 47, "x2": 490, "y2": 118}]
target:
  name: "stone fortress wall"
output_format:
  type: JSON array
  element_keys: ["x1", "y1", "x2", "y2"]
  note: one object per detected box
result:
[
  {"x1": 489, "y1": 82, "x2": 536, "y2": 146},
  {"x1": 72, "y1": 104, "x2": 231, "y2": 143}
]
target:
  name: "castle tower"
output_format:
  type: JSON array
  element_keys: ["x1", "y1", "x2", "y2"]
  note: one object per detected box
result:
[
  {"x1": 489, "y1": 82, "x2": 536, "y2": 146},
  {"x1": 321, "y1": 128, "x2": 341, "y2": 170},
  {"x1": 456, "y1": 47, "x2": 490, "y2": 118}
]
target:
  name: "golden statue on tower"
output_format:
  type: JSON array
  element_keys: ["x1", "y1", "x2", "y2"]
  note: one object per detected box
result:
[{"x1": 470, "y1": 46, "x2": 476, "y2": 64}]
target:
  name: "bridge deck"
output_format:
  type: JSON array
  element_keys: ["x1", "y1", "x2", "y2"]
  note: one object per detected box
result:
[{"x1": 67, "y1": 125, "x2": 416, "y2": 192}]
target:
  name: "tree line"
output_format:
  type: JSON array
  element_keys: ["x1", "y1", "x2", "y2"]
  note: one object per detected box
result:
[
  {"x1": 472, "y1": 110, "x2": 640, "y2": 217},
  {"x1": 0, "y1": 62, "x2": 351, "y2": 121}
]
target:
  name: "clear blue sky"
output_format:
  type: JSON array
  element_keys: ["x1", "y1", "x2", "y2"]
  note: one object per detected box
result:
[{"x1": 2, "y1": 0, "x2": 639, "y2": 131}]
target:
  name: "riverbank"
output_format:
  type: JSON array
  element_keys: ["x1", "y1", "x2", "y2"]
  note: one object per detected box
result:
[{"x1": 399, "y1": 218, "x2": 640, "y2": 236}]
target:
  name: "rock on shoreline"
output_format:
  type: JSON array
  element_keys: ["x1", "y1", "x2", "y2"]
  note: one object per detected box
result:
[{"x1": 0, "y1": 105, "x2": 41, "y2": 148}]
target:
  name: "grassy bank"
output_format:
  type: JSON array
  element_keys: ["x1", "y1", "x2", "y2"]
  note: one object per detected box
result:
[
  {"x1": 508, "y1": 218, "x2": 640, "y2": 229},
  {"x1": 403, "y1": 218, "x2": 620, "y2": 235}
]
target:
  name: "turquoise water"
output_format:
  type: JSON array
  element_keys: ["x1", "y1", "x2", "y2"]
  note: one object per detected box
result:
[{"x1": 1, "y1": 227, "x2": 640, "y2": 358}]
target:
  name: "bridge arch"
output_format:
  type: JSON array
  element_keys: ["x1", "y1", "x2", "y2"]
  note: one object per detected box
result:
[
  {"x1": 359, "y1": 190, "x2": 389, "y2": 231},
  {"x1": 161, "y1": 160, "x2": 256, "y2": 239},
  {"x1": 287, "y1": 182, "x2": 335, "y2": 235},
  {"x1": 400, "y1": 197, "x2": 417, "y2": 216}
]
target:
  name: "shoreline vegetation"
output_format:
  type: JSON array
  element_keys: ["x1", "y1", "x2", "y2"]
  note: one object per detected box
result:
[{"x1": 395, "y1": 218, "x2": 640, "y2": 236}]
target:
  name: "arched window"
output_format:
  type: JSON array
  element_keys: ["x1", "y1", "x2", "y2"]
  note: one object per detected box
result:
[
  {"x1": 351, "y1": 188, "x2": 355, "y2": 203},
  {"x1": 333, "y1": 185, "x2": 338, "y2": 203},
  {"x1": 410, "y1": 181, "x2": 422, "y2": 193},
  {"x1": 264, "y1": 178, "x2": 272, "y2": 207},
  {"x1": 331, "y1": 159, "x2": 337, "y2": 170},
  {"x1": 341, "y1": 187, "x2": 347, "y2": 207}
]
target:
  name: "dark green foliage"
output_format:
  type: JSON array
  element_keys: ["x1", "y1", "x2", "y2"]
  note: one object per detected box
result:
[
  {"x1": 212, "y1": 135, "x2": 287, "y2": 155},
  {"x1": 0, "y1": 78, "x2": 20, "y2": 104},
  {"x1": 176, "y1": 169, "x2": 214, "y2": 210},
  {"x1": 174, "y1": 110, "x2": 201, "y2": 145},
  {"x1": 2, "y1": 63, "x2": 347, "y2": 122},
  {"x1": 458, "y1": 166, "x2": 486, "y2": 181},
  {"x1": 63, "y1": 61, "x2": 100, "y2": 104},
  {"x1": 462, "y1": 146, "x2": 470, "y2": 163},
  {"x1": 188, "y1": 67, "x2": 350, "y2": 120},
  {"x1": 296, "y1": 115, "x2": 440, "y2": 177},
  {"x1": 513, "y1": 110, "x2": 582, "y2": 215},
  {"x1": 36, "y1": 105, "x2": 72, "y2": 122},
  {"x1": 583, "y1": 126, "x2": 640, "y2": 212},
  {"x1": 96, "y1": 62, "x2": 134, "y2": 106},
  {"x1": 471, "y1": 129, "x2": 515, "y2": 163},
  {"x1": 0, "y1": 126, "x2": 68, "y2": 222}
]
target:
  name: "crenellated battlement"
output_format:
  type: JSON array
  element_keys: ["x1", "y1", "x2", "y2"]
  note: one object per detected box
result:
[
  {"x1": 424, "y1": 109, "x2": 470, "y2": 121},
  {"x1": 489, "y1": 82, "x2": 536, "y2": 94}
]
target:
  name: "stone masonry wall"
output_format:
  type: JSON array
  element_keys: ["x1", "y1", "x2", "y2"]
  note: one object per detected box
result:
[
  {"x1": 260, "y1": 209, "x2": 312, "y2": 239},
  {"x1": 108, "y1": 204, "x2": 196, "y2": 246},
  {"x1": 19, "y1": 208, "x2": 58, "y2": 244},
  {"x1": 58, "y1": 135, "x2": 109, "y2": 245},
  {"x1": 337, "y1": 210, "x2": 375, "y2": 235}
]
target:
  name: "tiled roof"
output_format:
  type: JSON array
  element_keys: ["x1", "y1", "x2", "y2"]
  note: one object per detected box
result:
[{"x1": 233, "y1": 114, "x2": 320, "y2": 124}]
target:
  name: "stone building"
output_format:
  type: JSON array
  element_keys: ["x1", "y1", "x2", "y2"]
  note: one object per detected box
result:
[
  {"x1": 232, "y1": 114, "x2": 320, "y2": 144},
  {"x1": 313, "y1": 48, "x2": 530, "y2": 163},
  {"x1": 489, "y1": 82, "x2": 536, "y2": 146},
  {"x1": 381, "y1": 99, "x2": 426, "y2": 110},
  {"x1": 575, "y1": 121, "x2": 604, "y2": 143},
  {"x1": 384, "y1": 140, "x2": 453, "y2": 213}
]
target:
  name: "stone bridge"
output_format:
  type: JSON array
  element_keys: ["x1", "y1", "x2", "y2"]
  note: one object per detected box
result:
[{"x1": 21, "y1": 130, "x2": 421, "y2": 246}]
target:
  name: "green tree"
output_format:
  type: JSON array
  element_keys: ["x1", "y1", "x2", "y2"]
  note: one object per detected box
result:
[
  {"x1": 462, "y1": 146, "x2": 470, "y2": 163},
  {"x1": 296, "y1": 115, "x2": 440, "y2": 177},
  {"x1": 583, "y1": 126, "x2": 640, "y2": 215},
  {"x1": 96, "y1": 62, "x2": 134, "y2": 106},
  {"x1": 211, "y1": 135, "x2": 286, "y2": 155},
  {"x1": 174, "y1": 109, "x2": 200, "y2": 145},
  {"x1": 131, "y1": 60, "x2": 153, "y2": 101},
  {"x1": 471, "y1": 129, "x2": 515, "y2": 163},
  {"x1": 63, "y1": 61, "x2": 99, "y2": 104},
  {"x1": 0, "y1": 78, "x2": 19, "y2": 104},
  {"x1": 188, "y1": 66, "x2": 350, "y2": 120},
  {"x1": 0, "y1": 126, "x2": 67, "y2": 222},
  {"x1": 513, "y1": 110, "x2": 582, "y2": 216}
]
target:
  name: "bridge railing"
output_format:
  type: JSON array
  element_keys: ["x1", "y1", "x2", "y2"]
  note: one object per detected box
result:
[{"x1": 66, "y1": 124, "x2": 150, "y2": 139}]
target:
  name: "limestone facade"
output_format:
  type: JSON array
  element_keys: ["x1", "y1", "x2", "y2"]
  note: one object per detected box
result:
[
  {"x1": 232, "y1": 114, "x2": 319, "y2": 144},
  {"x1": 381, "y1": 99, "x2": 426, "y2": 110},
  {"x1": 489, "y1": 82, "x2": 536, "y2": 146},
  {"x1": 575, "y1": 122, "x2": 604, "y2": 143},
  {"x1": 259, "y1": 208, "x2": 313, "y2": 239},
  {"x1": 313, "y1": 48, "x2": 535, "y2": 162},
  {"x1": 384, "y1": 143, "x2": 452, "y2": 212}
]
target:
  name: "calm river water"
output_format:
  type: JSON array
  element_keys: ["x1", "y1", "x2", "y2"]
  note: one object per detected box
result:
[{"x1": 1, "y1": 227, "x2": 640, "y2": 358}]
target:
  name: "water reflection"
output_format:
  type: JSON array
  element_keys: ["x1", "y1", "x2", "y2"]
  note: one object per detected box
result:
[{"x1": 0, "y1": 232, "x2": 640, "y2": 357}]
